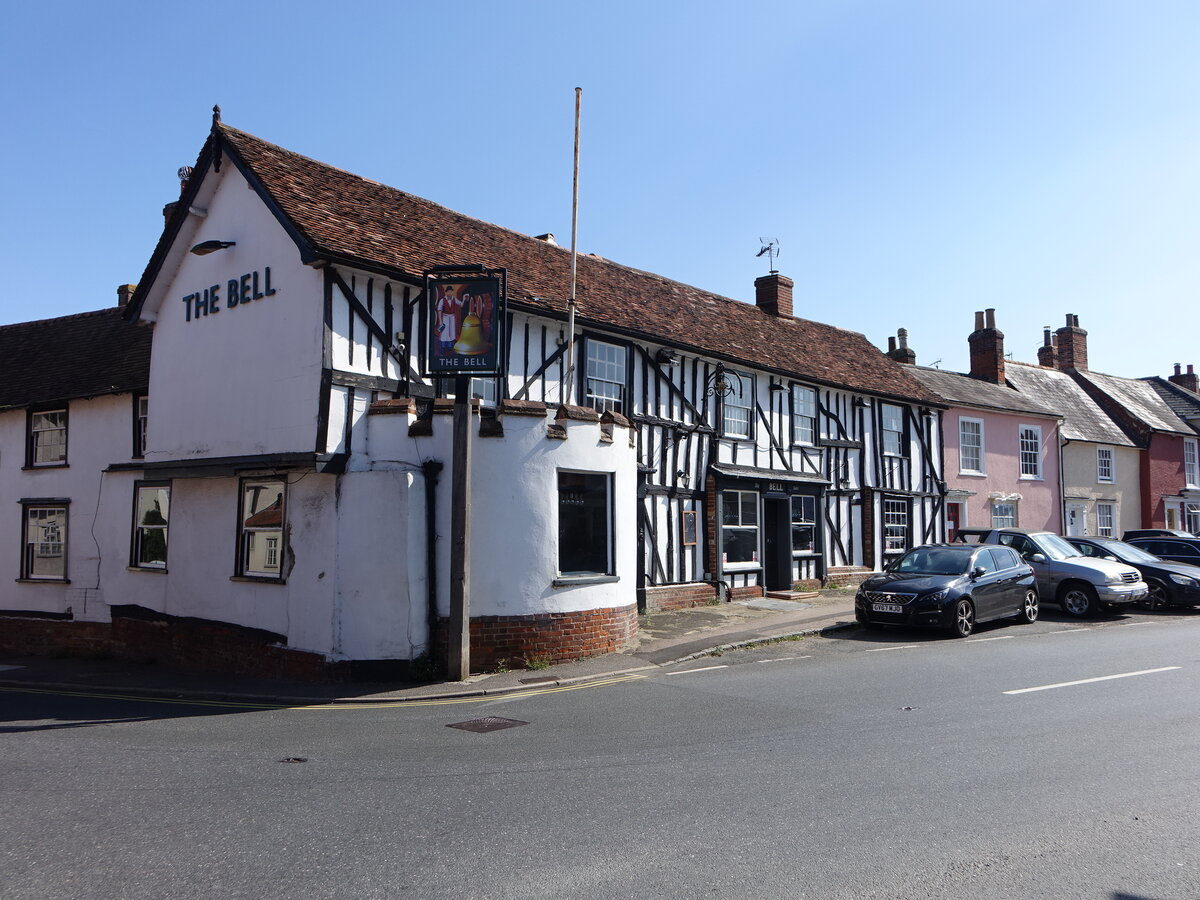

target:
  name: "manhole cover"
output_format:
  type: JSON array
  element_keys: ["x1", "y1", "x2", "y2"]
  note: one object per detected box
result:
[{"x1": 446, "y1": 716, "x2": 528, "y2": 733}]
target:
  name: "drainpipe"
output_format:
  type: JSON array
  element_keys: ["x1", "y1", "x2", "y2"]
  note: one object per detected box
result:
[{"x1": 1059, "y1": 438, "x2": 1069, "y2": 534}]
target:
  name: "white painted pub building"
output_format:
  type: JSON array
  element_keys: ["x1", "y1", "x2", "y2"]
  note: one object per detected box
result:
[{"x1": 0, "y1": 114, "x2": 945, "y2": 678}]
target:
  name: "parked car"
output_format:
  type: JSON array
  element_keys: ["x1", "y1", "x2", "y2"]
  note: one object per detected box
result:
[
  {"x1": 1123, "y1": 535, "x2": 1200, "y2": 568},
  {"x1": 1122, "y1": 529, "x2": 1195, "y2": 541},
  {"x1": 855, "y1": 543, "x2": 1037, "y2": 638},
  {"x1": 1067, "y1": 536, "x2": 1200, "y2": 611},
  {"x1": 955, "y1": 528, "x2": 1147, "y2": 617}
]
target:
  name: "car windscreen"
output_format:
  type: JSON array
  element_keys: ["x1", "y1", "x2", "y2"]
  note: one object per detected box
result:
[
  {"x1": 1035, "y1": 533, "x2": 1083, "y2": 560},
  {"x1": 1106, "y1": 542, "x2": 1162, "y2": 564},
  {"x1": 891, "y1": 547, "x2": 970, "y2": 575}
]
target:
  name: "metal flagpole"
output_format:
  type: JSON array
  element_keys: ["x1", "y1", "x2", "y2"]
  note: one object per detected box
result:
[{"x1": 564, "y1": 87, "x2": 582, "y2": 403}]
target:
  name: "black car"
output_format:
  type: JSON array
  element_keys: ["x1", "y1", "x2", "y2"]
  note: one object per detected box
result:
[
  {"x1": 1123, "y1": 535, "x2": 1200, "y2": 568},
  {"x1": 1122, "y1": 529, "x2": 1195, "y2": 541},
  {"x1": 1067, "y1": 536, "x2": 1200, "y2": 610},
  {"x1": 855, "y1": 543, "x2": 1037, "y2": 638}
]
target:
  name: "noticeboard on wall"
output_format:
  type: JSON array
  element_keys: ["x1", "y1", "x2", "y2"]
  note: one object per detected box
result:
[{"x1": 424, "y1": 268, "x2": 507, "y2": 377}]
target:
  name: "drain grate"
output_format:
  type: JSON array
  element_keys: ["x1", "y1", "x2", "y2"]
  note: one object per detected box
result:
[{"x1": 446, "y1": 716, "x2": 529, "y2": 733}]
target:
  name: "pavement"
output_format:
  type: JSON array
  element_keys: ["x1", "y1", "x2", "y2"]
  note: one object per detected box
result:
[{"x1": 0, "y1": 588, "x2": 859, "y2": 706}]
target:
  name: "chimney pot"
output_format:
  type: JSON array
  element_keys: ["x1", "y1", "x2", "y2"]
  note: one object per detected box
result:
[
  {"x1": 1169, "y1": 363, "x2": 1200, "y2": 393},
  {"x1": 974, "y1": 310, "x2": 985, "y2": 331},
  {"x1": 116, "y1": 284, "x2": 137, "y2": 309},
  {"x1": 886, "y1": 328, "x2": 916, "y2": 365}
]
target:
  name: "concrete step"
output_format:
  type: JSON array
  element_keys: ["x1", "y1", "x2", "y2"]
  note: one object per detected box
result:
[{"x1": 763, "y1": 590, "x2": 821, "y2": 601}]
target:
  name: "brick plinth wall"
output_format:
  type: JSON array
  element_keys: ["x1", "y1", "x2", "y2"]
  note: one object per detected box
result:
[
  {"x1": 435, "y1": 604, "x2": 638, "y2": 672},
  {"x1": 645, "y1": 583, "x2": 721, "y2": 612},
  {"x1": 0, "y1": 609, "x2": 416, "y2": 684}
]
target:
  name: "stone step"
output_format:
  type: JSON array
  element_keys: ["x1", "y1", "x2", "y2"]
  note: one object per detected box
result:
[{"x1": 763, "y1": 590, "x2": 821, "y2": 601}]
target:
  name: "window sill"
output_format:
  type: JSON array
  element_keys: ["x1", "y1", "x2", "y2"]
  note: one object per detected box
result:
[
  {"x1": 229, "y1": 575, "x2": 287, "y2": 585},
  {"x1": 722, "y1": 563, "x2": 761, "y2": 572},
  {"x1": 958, "y1": 471, "x2": 987, "y2": 477},
  {"x1": 552, "y1": 574, "x2": 619, "y2": 587},
  {"x1": 1019, "y1": 475, "x2": 1043, "y2": 481},
  {"x1": 23, "y1": 464, "x2": 69, "y2": 471},
  {"x1": 15, "y1": 578, "x2": 70, "y2": 584},
  {"x1": 128, "y1": 566, "x2": 168, "y2": 574}
]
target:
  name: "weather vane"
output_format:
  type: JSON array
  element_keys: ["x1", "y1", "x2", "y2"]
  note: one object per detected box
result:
[{"x1": 756, "y1": 237, "x2": 780, "y2": 274}]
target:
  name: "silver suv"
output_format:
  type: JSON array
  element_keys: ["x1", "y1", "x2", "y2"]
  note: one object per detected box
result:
[{"x1": 959, "y1": 528, "x2": 1148, "y2": 617}]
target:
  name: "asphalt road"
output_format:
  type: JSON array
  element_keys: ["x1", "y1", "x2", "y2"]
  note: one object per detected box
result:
[{"x1": 3, "y1": 608, "x2": 1199, "y2": 899}]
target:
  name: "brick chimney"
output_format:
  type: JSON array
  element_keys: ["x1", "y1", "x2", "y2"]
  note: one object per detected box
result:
[
  {"x1": 1054, "y1": 313, "x2": 1088, "y2": 371},
  {"x1": 1169, "y1": 363, "x2": 1200, "y2": 394},
  {"x1": 1037, "y1": 326, "x2": 1058, "y2": 368},
  {"x1": 116, "y1": 284, "x2": 137, "y2": 309},
  {"x1": 886, "y1": 328, "x2": 916, "y2": 364},
  {"x1": 754, "y1": 273, "x2": 793, "y2": 319},
  {"x1": 968, "y1": 309, "x2": 1005, "y2": 384}
]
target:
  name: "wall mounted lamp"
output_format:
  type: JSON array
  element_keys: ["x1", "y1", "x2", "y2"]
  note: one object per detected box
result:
[{"x1": 189, "y1": 240, "x2": 237, "y2": 256}]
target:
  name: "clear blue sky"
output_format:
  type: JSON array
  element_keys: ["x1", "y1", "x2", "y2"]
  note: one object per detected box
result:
[{"x1": 3, "y1": 1, "x2": 1197, "y2": 379}]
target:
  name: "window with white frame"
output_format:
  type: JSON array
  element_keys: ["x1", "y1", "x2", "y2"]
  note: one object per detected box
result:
[
  {"x1": 21, "y1": 502, "x2": 67, "y2": 580},
  {"x1": 557, "y1": 471, "x2": 612, "y2": 575},
  {"x1": 132, "y1": 483, "x2": 169, "y2": 569},
  {"x1": 1097, "y1": 502, "x2": 1116, "y2": 537},
  {"x1": 721, "y1": 489, "x2": 759, "y2": 565},
  {"x1": 991, "y1": 501, "x2": 1017, "y2": 528},
  {"x1": 135, "y1": 395, "x2": 149, "y2": 458},
  {"x1": 792, "y1": 386, "x2": 817, "y2": 446},
  {"x1": 441, "y1": 377, "x2": 499, "y2": 407},
  {"x1": 721, "y1": 370, "x2": 752, "y2": 439},
  {"x1": 959, "y1": 418, "x2": 984, "y2": 473},
  {"x1": 1185, "y1": 438, "x2": 1199, "y2": 488},
  {"x1": 882, "y1": 404, "x2": 905, "y2": 456},
  {"x1": 1096, "y1": 447, "x2": 1114, "y2": 483},
  {"x1": 29, "y1": 409, "x2": 67, "y2": 467},
  {"x1": 883, "y1": 498, "x2": 909, "y2": 552},
  {"x1": 584, "y1": 339, "x2": 627, "y2": 413},
  {"x1": 1019, "y1": 425, "x2": 1042, "y2": 478},
  {"x1": 238, "y1": 478, "x2": 286, "y2": 578},
  {"x1": 1186, "y1": 503, "x2": 1200, "y2": 535},
  {"x1": 791, "y1": 495, "x2": 817, "y2": 553}
]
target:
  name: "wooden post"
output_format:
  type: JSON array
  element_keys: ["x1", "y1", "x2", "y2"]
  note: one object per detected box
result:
[{"x1": 448, "y1": 374, "x2": 472, "y2": 680}]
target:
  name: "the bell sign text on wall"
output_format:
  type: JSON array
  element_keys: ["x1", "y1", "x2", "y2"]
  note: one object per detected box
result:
[{"x1": 180, "y1": 267, "x2": 278, "y2": 322}]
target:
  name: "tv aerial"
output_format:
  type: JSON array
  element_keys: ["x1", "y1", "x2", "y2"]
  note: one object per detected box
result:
[{"x1": 756, "y1": 237, "x2": 780, "y2": 274}]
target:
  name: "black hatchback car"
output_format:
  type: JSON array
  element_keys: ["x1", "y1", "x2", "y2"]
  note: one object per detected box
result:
[
  {"x1": 1067, "y1": 536, "x2": 1200, "y2": 610},
  {"x1": 855, "y1": 543, "x2": 1037, "y2": 638}
]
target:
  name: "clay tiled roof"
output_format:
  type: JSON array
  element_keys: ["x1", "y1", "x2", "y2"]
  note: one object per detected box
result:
[
  {"x1": 0, "y1": 307, "x2": 151, "y2": 409},
  {"x1": 193, "y1": 125, "x2": 939, "y2": 405},
  {"x1": 906, "y1": 366, "x2": 1060, "y2": 418},
  {"x1": 1004, "y1": 363, "x2": 1134, "y2": 446}
]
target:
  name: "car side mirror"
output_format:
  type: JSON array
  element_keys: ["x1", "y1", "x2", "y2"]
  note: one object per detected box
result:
[
  {"x1": 970, "y1": 566, "x2": 986, "y2": 579},
  {"x1": 1103, "y1": 554, "x2": 1117, "y2": 561},
  {"x1": 1029, "y1": 553, "x2": 1046, "y2": 563}
]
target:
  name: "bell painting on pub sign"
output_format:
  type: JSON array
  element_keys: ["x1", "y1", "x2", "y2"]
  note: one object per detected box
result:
[{"x1": 425, "y1": 268, "x2": 507, "y2": 377}]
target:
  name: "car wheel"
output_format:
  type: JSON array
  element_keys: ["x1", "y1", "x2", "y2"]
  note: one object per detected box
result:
[
  {"x1": 1059, "y1": 583, "x2": 1097, "y2": 618},
  {"x1": 949, "y1": 598, "x2": 975, "y2": 638},
  {"x1": 1136, "y1": 581, "x2": 1168, "y2": 612},
  {"x1": 1014, "y1": 589, "x2": 1038, "y2": 624}
]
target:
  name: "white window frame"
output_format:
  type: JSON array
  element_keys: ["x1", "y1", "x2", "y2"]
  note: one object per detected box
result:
[
  {"x1": 238, "y1": 478, "x2": 286, "y2": 579},
  {"x1": 883, "y1": 498, "x2": 909, "y2": 553},
  {"x1": 21, "y1": 502, "x2": 68, "y2": 581},
  {"x1": 1019, "y1": 425, "x2": 1042, "y2": 479},
  {"x1": 132, "y1": 482, "x2": 170, "y2": 570},
  {"x1": 135, "y1": 395, "x2": 149, "y2": 458},
  {"x1": 1096, "y1": 447, "x2": 1114, "y2": 484},
  {"x1": 1185, "y1": 438, "x2": 1199, "y2": 489},
  {"x1": 721, "y1": 370, "x2": 753, "y2": 440},
  {"x1": 29, "y1": 409, "x2": 67, "y2": 467},
  {"x1": 959, "y1": 417, "x2": 985, "y2": 474},
  {"x1": 584, "y1": 338, "x2": 627, "y2": 414},
  {"x1": 882, "y1": 404, "x2": 905, "y2": 457},
  {"x1": 790, "y1": 495, "x2": 818, "y2": 554},
  {"x1": 721, "y1": 489, "x2": 759, "y2": 568},
  {"x1": 1186, "y1": 503, "x2": 1200, "y2": 535},
  {"x1": 791, "y1": 386, "x2": 817, "y2": 446},
  {"x1": 1096, "y1": 502, "x2": 1116, "y2": 538},
  {"x1": 991, "y1": 501, "x2": 1017, "y2": 529}
]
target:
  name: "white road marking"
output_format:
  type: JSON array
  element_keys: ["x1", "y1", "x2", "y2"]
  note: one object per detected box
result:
[
  {"x1": 1004, "y1": 666, "x2": 1181, "y2": 695},
  {"x1": 756, "y1": 656, "x2": 811, "y2": 663},
  {"x1": 666, "y1": 665, "x2": 729, "y2": 676},
  {"x1": 965, "y1": 635, "x2": 1014, "y2": 643},
  {"x1": 866, "y1": 645, "x2": 920, "y2": 653},
  {"x1": 1119, "y1": 621, "x2": 1159, "y2": 627},
  {"x1": 1046, "y1": 628, "x2": 1092, "y2": 634}
]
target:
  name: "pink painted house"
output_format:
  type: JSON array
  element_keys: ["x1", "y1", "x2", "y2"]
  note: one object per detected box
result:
[{"x1": 888, "y1": 312, "x2": 1063, "y2": 538}]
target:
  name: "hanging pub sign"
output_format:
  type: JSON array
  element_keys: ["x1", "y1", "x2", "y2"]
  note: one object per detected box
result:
[{"x1": 423, "y1": 267, "x2": 507, "y2": 377}]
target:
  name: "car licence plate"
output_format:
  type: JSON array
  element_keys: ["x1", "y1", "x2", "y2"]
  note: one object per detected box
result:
[{"x1": 872, "y1": 603, "x2": 903, "y2": 614}]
